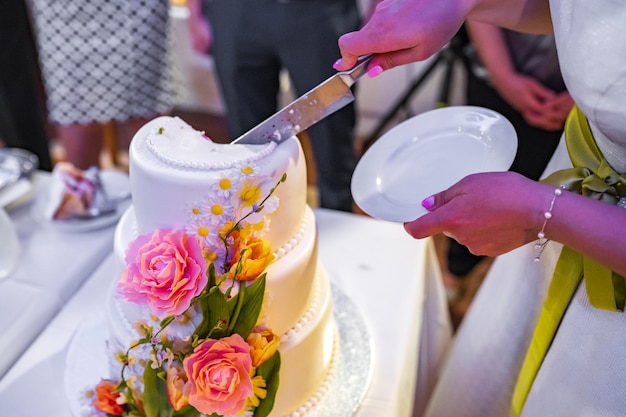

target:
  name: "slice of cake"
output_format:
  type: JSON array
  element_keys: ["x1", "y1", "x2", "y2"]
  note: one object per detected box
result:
[
  {"x1": 80, "y1": 116, "x2": 337, "y2": 417},
  {"x1": 43, "y1": 162, "x2": 117, "y2": 221},
  {"x1": 43, "y1": 162, "x2": 99, "y2": 220}
]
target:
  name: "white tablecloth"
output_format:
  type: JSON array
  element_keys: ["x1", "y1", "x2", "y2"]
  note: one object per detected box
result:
[
  {"x1": 0, "y1": 208, "x2": 452, "y2": 417},
  {"x1": 0, "y1": 172, "x2": 118, "y2": 377}
]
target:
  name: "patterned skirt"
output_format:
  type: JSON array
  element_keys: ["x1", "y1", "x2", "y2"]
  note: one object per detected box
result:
[{"x1": 29, "y1": 0, "x2": 173, "y2": 125}]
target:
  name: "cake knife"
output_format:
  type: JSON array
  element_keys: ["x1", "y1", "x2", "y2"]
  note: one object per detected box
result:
[{"x1": 232, "y1": 54, "x2": 373, "y2": 145}]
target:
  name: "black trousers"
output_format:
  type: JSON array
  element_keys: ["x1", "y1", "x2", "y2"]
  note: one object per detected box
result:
[
  {"x1": 0, "y1": 0, "x2": 52, "y2": 171},
  {"x1": 203, "y1": 0, "x2": 361, "y2": 211},
  {"x1": 447, "y1": 72, "x2": 563, "y2": 277}
]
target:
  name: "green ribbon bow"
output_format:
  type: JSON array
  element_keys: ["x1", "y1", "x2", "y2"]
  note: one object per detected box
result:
[{"x1": 510, "y1": 106, "x2": 626, "y2": 417}]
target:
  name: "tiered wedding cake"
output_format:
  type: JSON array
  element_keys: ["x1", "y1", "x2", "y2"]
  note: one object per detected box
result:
[{"x1": 89, "y1": 116, "x2": 337, "y2": 417}]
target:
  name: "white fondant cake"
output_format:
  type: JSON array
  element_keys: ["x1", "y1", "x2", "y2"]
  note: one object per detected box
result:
[{"x1": 90, "y1": 116, "x2": 337, "y2": 417}]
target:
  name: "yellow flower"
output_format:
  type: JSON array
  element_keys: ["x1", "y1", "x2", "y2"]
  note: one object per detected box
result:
[
  {"x1": 218, "y1": 220, "x2": 238, "y2": 239},
  {"x1": 237, "y1": 180, "x2": 263, "y2": 208},
  {"x1": 132, "y1": 320, "x2": 151, "y2": 338},
  {"x1": 247, "y1": 326, "x2": 280, "y2": 367},
  {"x1": 229, "y1": 238, "x2": 274, "y2": 281},
  {"x1": 246, "y1": 374, "x2": 268, "y2": 408}
]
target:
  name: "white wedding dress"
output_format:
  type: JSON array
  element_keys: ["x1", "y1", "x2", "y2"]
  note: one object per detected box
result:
[{"x1": 423, "y1": 1, "x2": 626, "y2": 416}]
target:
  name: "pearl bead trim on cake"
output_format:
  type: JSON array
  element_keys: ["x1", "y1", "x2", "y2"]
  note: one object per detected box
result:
[
  {"x1": 273, "y1": 216, "x2": 307, "y2": 261},
  {"x1": 280, "y1": 276, "x2": 320, "y2": 343},
  {"x1": 284, "y1": 324, "x2": 340, "y2": 417},
  {"x1": 146, "y1": 126, "x2": 277, "y2": 170}
]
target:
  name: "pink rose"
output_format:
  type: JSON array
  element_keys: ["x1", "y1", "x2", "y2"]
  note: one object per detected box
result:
[
  {"x1": 183, "y1": 334, "x2": 253, "y2": 416},
  {"x1": 118, "y1": 229, "x2": 207, "y2": 316}
]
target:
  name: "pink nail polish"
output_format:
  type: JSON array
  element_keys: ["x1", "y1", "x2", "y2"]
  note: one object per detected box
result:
[
  {"x1": 367, "y1": 65, "x2": 383, "y2": 78},
  {"x1": 422, "y1": 195, "x2": 435, "y2": 210},
  {"x1": 332, "y1": 59, "x2": 342, "y2": 69}
]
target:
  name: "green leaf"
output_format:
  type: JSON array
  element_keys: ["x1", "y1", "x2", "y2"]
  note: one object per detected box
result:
[
  {"x1": 170, "y1": 405, "x2": 202, "y2": 417},
  {"x1": 253, "y1": 352, "x2": 281, "y2": 417},
  {"x1": 207, "y1": 263, "x2": 217, "y2": 286},
  {"x1": 194, "y1": 282, "x2": 231, "y2": 340},
  {"x1": 143, "y1": 363, "x2": 172, "y2": 417},
  {"x1": 230, "y1": 275, "x2": 266, "y2": 339},
  {"x1": 160, "y1": 315, "x2": 176, "y2": 329}
]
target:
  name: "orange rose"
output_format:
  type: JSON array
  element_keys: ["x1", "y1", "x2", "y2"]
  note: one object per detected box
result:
[
  {"x1": 229, "y1": 238, "x2": 274, "y2": 281},
  {"x1": 93, "y1": 379, "x2": 125, "y2": 415},
  {"x1": 183, "y1": 334, "x2": 253, "y2": 416},
  {"x1": 166, "y1": 365, "x2": 191, "y2": 411}
]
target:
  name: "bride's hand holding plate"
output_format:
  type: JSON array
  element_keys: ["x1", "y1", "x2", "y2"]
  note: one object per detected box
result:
[{"x1": 404, "y1": 171, "x2": 547, "y2": 257}]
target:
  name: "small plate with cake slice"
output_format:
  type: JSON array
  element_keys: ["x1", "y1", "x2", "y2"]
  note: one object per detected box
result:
[{"x1": 31, "y1": 164, "x2": 131, "y2": 233}]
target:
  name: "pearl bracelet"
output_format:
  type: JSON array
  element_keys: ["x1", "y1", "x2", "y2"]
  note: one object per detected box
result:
[{"x1": 534, "y1": 186, "x2": 565, "y2": 262}]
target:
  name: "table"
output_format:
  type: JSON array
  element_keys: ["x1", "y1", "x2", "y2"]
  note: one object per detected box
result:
[
  {"x1": 0, "y1": 172, "x2": 118, "y2": 377},
  {"x1": 0, "y1": 208, "x2": 452, "y2": 417}
]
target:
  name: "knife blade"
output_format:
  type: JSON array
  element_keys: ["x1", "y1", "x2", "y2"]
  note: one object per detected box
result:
[{"x1": 232, "y1": 54, "x2": 373, "y2": 145}]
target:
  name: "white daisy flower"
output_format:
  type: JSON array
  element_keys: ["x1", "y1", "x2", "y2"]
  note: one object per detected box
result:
[
  {"x1": 239, "y1": 162, "x2": 260, "y2": 178},
  {"x1": 185, "y1": 214, "x2": 218, "y2": 248},
  {"x1": 212, "y1": 172, "x2": 240, "y2": 198},
  {"x1": 250, "y1": 216, "x2": 271, "y2": 238},
  {"x1": 202, "y1": 194, "x2": 234, "y2": 226}
]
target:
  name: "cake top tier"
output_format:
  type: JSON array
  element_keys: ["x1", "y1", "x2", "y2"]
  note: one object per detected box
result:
[{"x1": 127, "y1": 116, "x2": 308, "y2": 250}]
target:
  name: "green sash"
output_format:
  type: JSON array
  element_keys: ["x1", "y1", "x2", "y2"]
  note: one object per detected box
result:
[{"x1": 510, "y1": 106, "x2": 626, "y2": 417}]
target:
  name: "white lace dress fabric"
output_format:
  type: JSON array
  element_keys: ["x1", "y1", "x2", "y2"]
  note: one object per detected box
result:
[
  {"x1": 423, "y1": 1, "x2": 626, "y2": 416},
  {"x1": 29, "y1": 0, "x2": 173, "y2": 125}
]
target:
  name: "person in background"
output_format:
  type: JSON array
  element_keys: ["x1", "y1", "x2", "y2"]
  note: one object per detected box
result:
[
  {"x1": 335, "y1": 0, "x2": 626, "y2": 415},
  {"x1": 192, "y1": 0, "x2": 362, "y2": 212},
  {"x1": 0, "y1": 0, "x2": 53, "y2": 171},
  {"x1": 29, "y1": 0, "x2": 173, "y2": 170},
  {"x1": 445, "y1": 21, "x2": 574, "y2": 293}
]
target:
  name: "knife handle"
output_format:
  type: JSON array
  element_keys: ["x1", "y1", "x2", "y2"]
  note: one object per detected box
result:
[{"x1": 340, "y1": 54, "x2": 374, "y2": 85}]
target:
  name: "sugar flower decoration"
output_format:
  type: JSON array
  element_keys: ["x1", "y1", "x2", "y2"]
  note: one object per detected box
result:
[
  {"x1": 184, "y1": 334, "x2": 254, "y2": 416},
  {"x1": 118, "y1": 229, "x2": 207, "y2": 317}
]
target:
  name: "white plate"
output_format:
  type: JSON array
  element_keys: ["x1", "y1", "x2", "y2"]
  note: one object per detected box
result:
[
  {"x1": 31, "y1": 170, "x2": 131, "y2": 233},
  {"x1": 352, "y1": 106, "x2": 517, "y2": 222}
]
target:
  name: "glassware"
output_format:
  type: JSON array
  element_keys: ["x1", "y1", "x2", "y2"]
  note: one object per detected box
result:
[{"x1": 0, "y1": 207, "x2": 21, "y2": 281}]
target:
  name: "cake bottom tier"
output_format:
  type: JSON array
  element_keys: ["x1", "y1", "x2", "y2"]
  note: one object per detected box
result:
[{"x1": 272, "y1": 266, "x2": 337, "y2": 417}]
